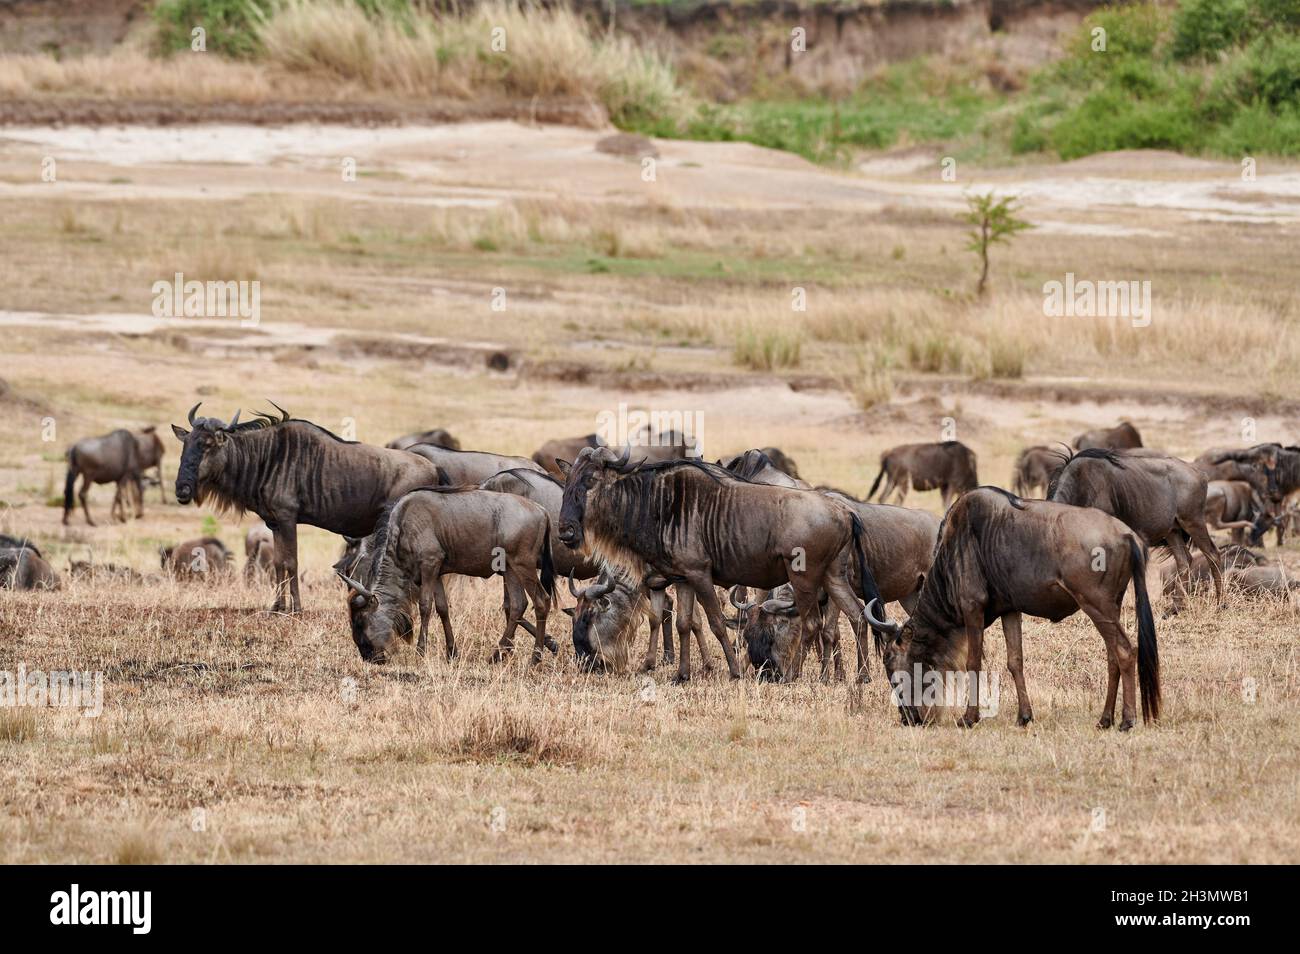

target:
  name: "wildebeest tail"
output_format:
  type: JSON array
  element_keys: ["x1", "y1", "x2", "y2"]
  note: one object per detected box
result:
[
  {"x1": 1127, "y1": 535, "x2": 1160, "y2": 724},
  {"x1": 866, "y1": 464, "x2": 886, "y2": 500},
  {"x1": 849, "y1": 513, "x2": 887, "y2": 655},
  {"x1": 63, "y1": 449, "x2": 78, "y2": 517},
  {"x1": 539, "y1": 517, "x2": 556, "y2": 597}
]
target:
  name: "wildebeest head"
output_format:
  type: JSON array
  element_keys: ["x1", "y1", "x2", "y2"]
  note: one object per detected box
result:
[
  {"x1": 866, "y1": 600, "x2": 969, "y2": 726},
  {"x1": 335, "y1": 569, "x2": 412, "y2": 664},
  {"x1": 170, "y1": 403, "x2": 246, "y2": 505},
  {"x1": 557, "y1": 444, "x2": 633, "y2": 550},
  {"x1": 730, "y1": 585, "x2": 802, "y2": 682},
  {"x1": 564, "y1": 572, "x2": 633, "y2": 673}
]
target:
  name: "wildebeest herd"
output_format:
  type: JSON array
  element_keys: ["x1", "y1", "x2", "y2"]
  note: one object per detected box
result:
[{"x1": 7, "y1": 407, "x2": 1300, "y2": 732}]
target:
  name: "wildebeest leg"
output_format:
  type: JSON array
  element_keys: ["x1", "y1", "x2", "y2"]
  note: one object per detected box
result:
[
  {"x1": 491, "y1": 575, "x2": 524, "y2": 664},
  {"x1": 958, "y1": 607, "x2": 986, "y2": 727},
  {"x1": 674, "y1": 586, "x2": 697, "y2": 683},
  {"x1": 132, "y1": 473, "x2": 144, "y2": 518},
  {"x1": 79, "y1": 475, "x2": 96, "y2": 526},
  {"x1": 270, "y1": 521, "x2": 300, "y2": 613},
  {"x1": 642, "y1": 589, "x2": 667, "y2": 672},
  {"x1": 1181, "y1": 518, "x2": 1224, "y2": 608},
  {"x1": 1164, "y1": 534, "x2": 1193, "y2": 615},
  {"x1": 1076, "y1": 600, "x2": 1135, "y2": 730},
  {"x1": 661, "y1": 602, "x2": 676, "y2": 665},
  {"x1": 156, "y1": 464, "x2": 166, "y2": 504},
  {"x1": 691, "y1": 581, "x2": 742, "y2": 679},
  {"x1": 517, "y1": 566, "x2": 554, "y2": 664},
  {"x1": 891, "y1": 471, "x2": 910, "y2": 506},
  {"x1": 823, "y1": 572, "x2": 872, "y2": 683},
  {"x1": 820, "y1": 603, "x2": 845, "y2": 681},
  {"x1": 878, "y1": 471, "x2": 899, "y2": 504},
  {"x1": 1001, "y1": 612, "x2": 1033, "y2": 726},
  {"x1": 692, "y1": 609, "x2": 713, "y2": 673},
  {"x1": 431, "y1": 576, "x2": 455, "y2": 659}
]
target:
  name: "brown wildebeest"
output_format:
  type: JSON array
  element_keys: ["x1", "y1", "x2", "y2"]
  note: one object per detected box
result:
[
  {"x1": 558, "y1": 449, "x2": 886, "y2": 682},
  {"x1": 63, "y1": 428, "x2": 142, "y2": 526},
  {"x1": 171, "y1": 403, "x2": 443, "y2": 613},
  {"x1": 719, "y1": 449, "x2": 809, "y2": 489},
  {"x1": 1073, "y1": 422, "x2": 1142, "y2": 451},
  {"x1": 720, "y1": 447, "x2": 800, "y2": 480},
  {"x1": 1048, "y1": 448, "x2": 1223, "y2": 610},
  {"x1": 1260, "y1": 445, "x2": 1300, "y2": 545},
  {"x1": 1204, "y1": 480, "x2": 1268, "y2": 545},
  {"x1": 867, "y1": 487, "x2": 1159, "y2": 730},
  {"x1": 1011, "y1": 445, "x2": 1066, "y2": 499},
  {"x1": 111, "y1": 427, "x2": 167, "y2": 514},
  {"x1": 244, "y1": 523, "x2": 275, "y2": 582},
  {"x1": 403, "y1": 443, "x2": 543, "y2": 485},
  {"x1": 1158, "y1": 545, "x2": 1289, "y2": 600},
  {"x1": 867, "y1": 441, "x2": 978, "y2": 508},
  {"x1": 160, "y1": 537, "x2": 232, "y2": 580},
  {"x1": 534, "y1": 426, "x2": 696, "y2": 480},
  {"x1": 533, "y1": 434, "x2": 602, "y2": 480},
  {"x1": 336, "y1": 487, "x2": 555, "y2": 664},
  {"x1": 479, "y1": 467, "x2": 701, "y2": 671},
  {"x1": 386, "y1": 428, "x2": 460, "y2": 451},
  {"x1": 1194, "y1": 445, "x2": 1279, "y2": 507},
  {"x1": 0, "y1": 545, "x2": 59, "y2": 590}
]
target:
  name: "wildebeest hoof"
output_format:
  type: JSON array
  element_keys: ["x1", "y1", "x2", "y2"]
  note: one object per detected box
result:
[
  {"x1": 1096, "y1": 716, "x2": 1113, "y2": 730},
  {"x1": 672, "y1": 673, "x2": 691, "y2": 685},
  {"x1": 856, "y1": 672, "x2": 872, "y2": 684},
  {"x1": 544, "y1": 638, "x2": 559, "y2": 654},
  {"x1": 1118, "y1": 719, "x2": 1135, "y2": 732},
  {"x1": 489, "y1": 649, "x2": 510, "y2": 664},
  {"x1": 1017, "y1": 713, "x2": 1033, "y2": 727}
]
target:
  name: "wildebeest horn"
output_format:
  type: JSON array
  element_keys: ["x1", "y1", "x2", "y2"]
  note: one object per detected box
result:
[
  {"x1": 583, "y1": 579, "x2": 616, "y2": 599},
  {"x1": 615, "y1": 443, "x2": 631, "y2": 471},
  {"x1": 187, "y1": 402, "x2": 201, "y2": 426},
  {"x1": 567, "y1": 570, "x2": 580, "y2": 598},
  {"x1": 227, "y1": 409, "x2": 241, "y2": 429},
  {"x1": 728, "y1": 586, "x2": 755, "y2": 611},
  {"x1": 760, "y1": 597, "x2": 797, "y2": 616},
  {"x1": 335, "y1": 569, "x2": 372, "y2": 599},
  {"x1": 864, "y1": 598, "x2": 900, "y2": 635}
]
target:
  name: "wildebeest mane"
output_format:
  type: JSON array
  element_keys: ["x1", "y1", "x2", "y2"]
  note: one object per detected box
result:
[{"x1": 1045, "y1": 447, "x2": 1126, "y2": 499}]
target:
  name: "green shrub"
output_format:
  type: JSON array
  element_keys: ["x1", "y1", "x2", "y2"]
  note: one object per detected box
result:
[
  {"x1": 1172, "y1": 0, "x2": 1250, "y2": 61},
  {"x1": 154, "y1": 0, "x2": 265, "y2": 57}
]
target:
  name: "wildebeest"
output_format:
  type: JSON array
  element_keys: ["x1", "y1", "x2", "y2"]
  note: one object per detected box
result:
[
  {"x1": 404, "y1": 443, "x2": 544, "y2": 485},
  {"x1": 720, "y1": 447, "x2": 800, "y2": 480},
  {"x1": 720, "y1": 449, "x2": 809, "y2": 489},
  {"x1": 171, "y1": 403, "x2": 443, "y2": 613},
  {"x1": 867, "y1": 487, "x2": 1158, "y2": 730},
  {"x1": 1203, "y1": 480, "x2": 1268, "y2": 545},
  {"x1": 63, "y1": 428, "x2": 142, "y2": 525},
  {"x1": 336, "y1": 487, "x2": 555, "y2": 664},
  {"x1": 1048, "y1": 448, "x2": 1222, "y2": 610},
  {"x1": 67, "y1": 557, "x2": 145, "y2": 583},
  {"x1": 386, "y1": 428, "x2": 460, "y2": 451},
  {"x1": 0, "y1": 534, "x2": 38, "y2": 553},
  {"x1": 0, "y1": 544, "x2": 59, "y2": 590},
  {"x1": 1010, "y1": 445, "x2": 1065, "y2": 499},
  {"x1": 1158, "y1": 545, "x2": 1290, "y2": 600},
  {"x1": 867, "y1": 441, "x2": 978, "y2": 508},
  {"x1": 479, "y1": 467, "x2": 698, "y2": 671},
  {"x1": 558, "y1": 448, "x2": 886, "y2": 682},
  {"x1": 160, "y1": 537, "x2": 231, "y2": 579},
  {"x1": 534, "y1": 426, "x2": 697, "y2": 480},
  {"x1": 533, "y1": 434, "x2": 602, "y2": 480},
  {"x1": 732, "y1": 492, "x2": 939, "y2": 682},
  {"x1": 244, "y1": 523, "x2": 275, "y2": 582},
  {"x1": 1073, "y1": 422, "x2": 1142, "y2": 451}
]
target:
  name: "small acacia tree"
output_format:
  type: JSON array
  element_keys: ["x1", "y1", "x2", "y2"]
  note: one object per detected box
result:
[{"x1": 963, "y1": 191, "x2": 1033, "y2": 296}]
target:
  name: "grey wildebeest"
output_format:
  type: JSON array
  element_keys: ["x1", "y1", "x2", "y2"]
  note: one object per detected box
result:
[
  {"x1": 0, "y1": 544, "x2": 59, "y2": 590},
  {"x1": 403, "y1": 443, "x2": 544, "y2": 485},
  {"x1": 160, "y1": 537, "x2": 232, "y2": 580},
  {"x1": 386, "y1": 428, "x2": 460, "y2": 451},
  {"x1": 171, "y1": 403, "x2": 443, "y2": 613},
  {"x1": 720, "y1": 449, "x2": 809, "y2": 489},
  {"x1": 244, "y1": 523, "x2": 275, "y2": 582},
  {"x1": 336, "y1": 487, "x2": 555, "y2": 664},
  {"x1": 1011, "y1": 445, "x2": 1066, "y2": 499},
  {"x1": 732, "y1": 492, "x2": 939, "y2": 682},
  {"x1": 867, "y1": 441, "x2": 978, "y2": 508},
  {"x1": 1073, "y1": 422, "x2": 1142, "y2": 451},
  {"x1": 720, "y1": 447, "x2": 800, "y2": 480},
  {"x1": 866, "y1": 487, "x2": 1159, "y2": 730},
  {"x1": 1048, "y1": 448, "x2": 1223, "y2": 610},
  {"x1": 63, "y1": 428, "x2": 142, "y2": 526},
  {"x1": 558, "y1": 448, "x2": 886, "y2": 682},
  {"x1": 479, "y1": 467, "x2": 703, "y2": 671}
]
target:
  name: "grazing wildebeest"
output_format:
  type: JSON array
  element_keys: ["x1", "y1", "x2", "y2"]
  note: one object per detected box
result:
[
  {"x1": 403, "y1": 444, "x2": 544, "y2": 485},
  {"x1": 1011, "y1": 445, "x2": 1066, "y2": 499},
  {"x1": 479, "y1": 467, "x2": 699, "y2": 671},
  {"x1": 563, "y1": 570, "x2": 711, "y2": 674},
  {"x1": 1048, "y1": 448, "x2": 1223, "y2": 610},
  {"x1": 171, "y1": 403, "x2": 443, "y2": 613},
  {"x1": 720, "y1": 449, "x2": 809, "y2": 489},
  {"x1": 244, "y1": 523, "x2": 275, "y2": 582},
  {"x1": 0, "y1": 545, "x2": 59, "y2": 590},
  {"x1": 867, "y1": 441, "x2": 978, "y2": 508},
  {"x1": 386, "y1": 428, "x2": 460, "y2": 451},
  {"x1": 558, "y1": 448, "x2": 886, "y2": 682},
  {"x1": 1073, "y1": 422, "x2": 1142, "y2": 451},
  {"x1": 160, "y1": 537, "x2": 232, "y2": 579},
  {"x1": 867, "y1": 487, "x2": 1159, "y2": 730},
  {"x1": 1203, "y1": 480, "x2": 1268, "y2": 546},
  {"x1": 336, "y1": 487, "x2": 555, "y2": 664},
  {"x1": 720, "y1": 447, "x2": 800, "y2": 480},
  {"x1": 63, "y1": 428, "x2": 142, "y2": 526}
]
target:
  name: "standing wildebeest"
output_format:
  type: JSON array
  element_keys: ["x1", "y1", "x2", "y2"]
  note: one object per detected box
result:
[
  {"x1": 336, "y1": 487, "x2": 555, "y2": 664},
  {"x1": 160, "y1": 537, "x2": 232, "y2": 580},
  {"x1": 533, "y1": 434, "x2": 602, "y2": 480},
  {"x1": 1048, "y1": 448, "x2": 1222, "y2": 609},
  {"x1": 1203, "y1": 480, "x2": 1268, "y2": 545},
  {"x1": 1194, "y1": 444, "x2": 1279, "y2": 505},
  {"x1": 244, "y1": 523, "x2": 275, "y2": 582},
  {"x1": 558, "y1": 448, "x2": 886, "y2": 682},
  {"x1": 720, "y1": 449, "x2": 809, "y2": 489},
  {"x1": 867, "y1": 488, "x2": 1158, "y2": 730},
  {"x1": 479, "y1": 467, "x2": 700, "y2": 671},
  {"x1": 534, "y1": 427, "x2": 696, "y2": 480},
  {"x1": 0, "y1": 544, "x2": 59, "y2": 590},
  {"x1": 404, "y1": 444, "x2": 544, "y2": 485},
  {"x1": 386, "y1": 428, "x2": 460, "y2": 451},
  {"x1": 867, "y1": 441, "x2": 978, "y2": 508},
  {"x1": 731, "y1": 493, "x2": 938, "y2": 681},
  {"x1": 1011, "y1": 445, "x2": 1065, "y2": 499},
  {"x1": 171, "y1": 403, "x2": 443, "y2": 613},
  {"x1": 720, "y1": 447, "x2": 800, "y2": 480},
  {"x1": 1073, "y1": 422, "x2": 1142, "y2": 451},
  {"x1": 63, "y1": 428, "x2": 143, "y2": 525},
  {"x1": 111, "y1": 427, "x2": 167, "y2": 514}
]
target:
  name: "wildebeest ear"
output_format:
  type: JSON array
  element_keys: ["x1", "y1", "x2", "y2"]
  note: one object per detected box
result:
[
  {"x1": 171, "y1": 424, "x2": 189, "y2": 441},
  {"x1": 561, "y1": 607, "x2": 576, "y2": 618},
  {"x1": 555, "y1": 458, "x2": 572, "y2": 477}
]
